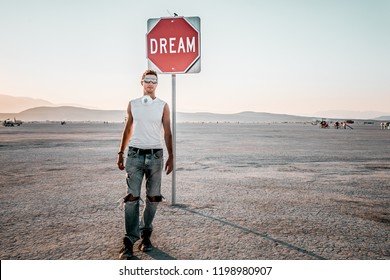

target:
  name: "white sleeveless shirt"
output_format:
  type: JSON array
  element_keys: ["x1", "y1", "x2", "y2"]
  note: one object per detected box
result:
[{"x1": 128, "y1": 96, "x2": 166, "y2": 149}]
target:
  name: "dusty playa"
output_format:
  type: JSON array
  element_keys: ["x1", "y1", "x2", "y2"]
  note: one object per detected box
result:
[{"x1": 0, "y1": 122, "x2": 389, "y2": 260}]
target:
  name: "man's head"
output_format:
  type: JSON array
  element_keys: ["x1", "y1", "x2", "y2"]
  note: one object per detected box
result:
[
  {"x1": 141, "y1": 69, "x2": 158, "y2": 96},
  {"x1": 141, "y1": 69, "x2": 158, "y2": 83}
]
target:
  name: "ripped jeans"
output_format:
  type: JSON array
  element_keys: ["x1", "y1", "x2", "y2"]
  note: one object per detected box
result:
[{"x1": 124, "y1": 148, "x2": 164, "y2": 244}]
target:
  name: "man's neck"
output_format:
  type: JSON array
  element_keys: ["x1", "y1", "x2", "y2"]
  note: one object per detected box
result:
[{"x1": 144, "y1": 92, "x2": 156, "y2": 99}]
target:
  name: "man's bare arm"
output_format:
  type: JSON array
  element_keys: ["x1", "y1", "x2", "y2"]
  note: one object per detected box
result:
[
  {"x1": 162, "y1": 103, "x2": 173, "y2": 174},
  {"x1": 117, "y1": 103, "x2": 133, "y2": 170}
]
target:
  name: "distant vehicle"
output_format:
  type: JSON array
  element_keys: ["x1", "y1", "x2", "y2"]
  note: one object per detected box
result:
[
  {"x1": 380, "y1": 122, "x2": 389, "y2": 129},
  {"x1": 319, "y1": 120, "x2": 329, "y2": 128},
  {"x1": 341, "y1": 121, "x2": 354, "y2": 129},
  {"x1": 2, "y1": 118, "x2": 23, "y2": 127}
]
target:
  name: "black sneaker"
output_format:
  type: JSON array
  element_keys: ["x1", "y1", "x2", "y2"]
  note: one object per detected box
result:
[
  {"x1": 119, "y1": 237, "x2": 133, "y2": 259},
  {"x1": 138, "y1": 230, "x2": 153, "y2": 252}
]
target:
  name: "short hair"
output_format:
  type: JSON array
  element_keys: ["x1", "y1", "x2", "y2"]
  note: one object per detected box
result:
[{"x1": 141, "y1": 69, "x2": 158, "y2": 81}]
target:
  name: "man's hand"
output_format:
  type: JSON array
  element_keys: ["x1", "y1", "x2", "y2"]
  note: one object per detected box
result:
[
  {"x1": 117, "y1": 154, "x2": 125, "y2": 170},
  {"x1": 165, "y1": 155, "x2": 174, "y2": 175}
]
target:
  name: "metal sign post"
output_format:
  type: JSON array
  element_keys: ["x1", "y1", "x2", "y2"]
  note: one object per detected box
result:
[{"x1": 171, "y1": 74, "x2": 177, "y2": 205}]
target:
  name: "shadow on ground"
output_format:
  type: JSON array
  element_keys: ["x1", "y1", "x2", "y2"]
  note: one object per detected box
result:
[{"x1": 172, "y1": 204, "x2": 326, "y2": 260}]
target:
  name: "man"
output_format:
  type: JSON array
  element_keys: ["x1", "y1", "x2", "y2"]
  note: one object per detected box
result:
[{"x1": 117, "y1": 69, "x2": 173, "y2": 259}]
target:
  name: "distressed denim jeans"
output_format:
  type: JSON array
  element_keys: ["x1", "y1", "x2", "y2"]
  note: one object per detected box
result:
[{"x1": 124, "y1": 148, "x2": 163, "y2": 244}]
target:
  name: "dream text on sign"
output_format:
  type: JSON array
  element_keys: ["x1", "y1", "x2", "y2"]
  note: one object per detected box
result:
[{"x1": 149, "y1": 37, "x2": 196, "y2": 54}]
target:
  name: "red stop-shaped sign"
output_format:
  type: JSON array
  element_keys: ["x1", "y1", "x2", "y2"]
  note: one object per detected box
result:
[{"x1": 146, "y1": 17, "x2": 201, "y2": 73}]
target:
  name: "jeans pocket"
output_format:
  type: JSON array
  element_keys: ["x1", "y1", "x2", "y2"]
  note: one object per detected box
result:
[
  {"x1": 128, "y1": 150, "x2": 137, "y2": 158},
  {"x1": 153, "y1": 150, "x2": 163, "y2": 159}
]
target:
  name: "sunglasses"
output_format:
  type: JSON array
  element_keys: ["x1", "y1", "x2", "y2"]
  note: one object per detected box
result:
[{"x1": 143, "y1": 78, "x2": 158, "y2": 84}]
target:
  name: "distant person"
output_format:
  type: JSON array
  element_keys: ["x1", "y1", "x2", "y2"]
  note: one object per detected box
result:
[{"x1": 117, "y1": 69, "x2": 174, "y2": 259}]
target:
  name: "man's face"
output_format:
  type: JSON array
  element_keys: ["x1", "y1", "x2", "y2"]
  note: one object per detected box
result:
[{"x1": 142, "y1": 75, "x2": 158, "y2": 94}]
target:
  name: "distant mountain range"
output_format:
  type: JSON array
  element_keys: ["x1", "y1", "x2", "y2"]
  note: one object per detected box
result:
[
  {"x1": 1, "y1": 106, "x2": 389, "y2": 123},
  {"x1": 0, "y1": 94, "x2": 54, "y2": 113},
  {"x1": 0, "y1": 94, "x2": 96, "y2": 113},
  {"x1": 0, "y1": 106, "x2": 127, "y2": 122},
  {"x1": 177, "y1": 111, "x2": 311, "y2": 123},
  {"x1": 0, "y1": 106, "x2": 308, "y2": 122},
  {"x1": 0, "y1": 94, "x2": 389, "y2": 122},
  {"x1": 311, "y1": 110, "x2": 390, "y2": 120}
]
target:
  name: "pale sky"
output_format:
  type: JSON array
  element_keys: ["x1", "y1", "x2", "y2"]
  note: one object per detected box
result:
[{"x1": 0, "y1": 0, "x2": 389, "y2": 116}]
